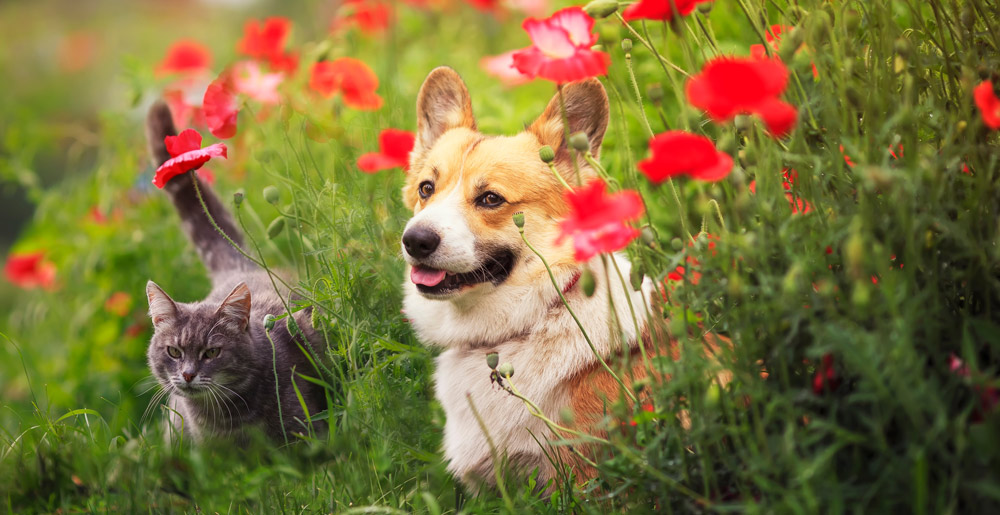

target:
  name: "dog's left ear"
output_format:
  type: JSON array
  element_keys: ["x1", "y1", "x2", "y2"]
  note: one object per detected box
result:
[
  {"x1": 414, "y1": 67, "x2": 477, "y2": 156},
  {"x1": 529, "y1": 78, "x2": 610, "y2": 160}
]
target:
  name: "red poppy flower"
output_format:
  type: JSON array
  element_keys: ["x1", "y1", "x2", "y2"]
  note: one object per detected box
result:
[
  {"x1": 164, "y1": 87, "x2": 207, "y2": 130},
  {"x1": 749, "y1": 168, "x2": 810, "y2": 214},
  {"x1": 4, "y1": 251, "x2": 56, "y2": 290},
  {"x1": 511, "y1": 7, "x2": 610, "y2": 84},
  {"x1": 464, "y1": 0, "x2": 500, "y2": 11},
  {"x1": 974, "y1": 80, "x2": 1000, "y2": 130},
  {"x1": 104, "y1": 291, "x2": 133, "y2": 317},
  {"x1": 197, "y1": 168, "x2": 216, "y2": 185},
  {"x1": 334, "y1": 0, "x2": 393, "y2": 35},
  {"x1": 238, "y1": 17, "x2": 292, "y2": 61},
  {"x1": 750, "y1": 25, "x2": 818, "y2": 79},
  {"x1": 481, "y1": 51, "x2": 534, "y2": 86},
  {"x1": 638, "y1": 131, "x2": 733, "y2": 183},
  {"x1": 556, "y1": 179, "x2": 644, "y2": 262},
  {"x1": 358, "y1": 129, "x2": 415, "y2": 172},
  {"x1": 156, "y1": 40, "x2": 212, "y2": 77},
  {"x1": 622, "y1": 0, "x2": 714, "y2": 22},
  {"x1": 686, "y1": 56, "x2": 797, "y2": 137},
  {"x1": 812, "y1": 354, "x2": 839, "y2": 394},
  {"x1": 309, "y1": 58, "x2": 384, "y2": 110},
  {"x1": 267, "y1": 51, "x2": 300, "y2": 74},
  {"x1": 153, "y1": 129, "x2": 228, "y2": 189},
  {"x1": 203, "y1": 73, "x2": 239, "y2": 139}
]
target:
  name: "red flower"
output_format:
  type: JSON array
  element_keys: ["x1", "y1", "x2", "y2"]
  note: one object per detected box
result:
[
  {"x1": 638, "y1": 131, "x2": 733, "y2": 183},
  {"x1": 750, "y1": 25, "x2": 818, "y2": 79},
  {"x1": 267, "y1": 51, "x2": 299, "y2": 74},
  {"x1": 481, "y1": 51, "x2": 534, "y2": 86},
  {"x1": 231, "y1": 61, "x2": 284, "y2": 104},
  {"x1": 748, "y1": 168, "x2": 811, "y2": 214},
  {"x1": 309, "y1": 58, "x2": 384, "y2": 110},
  {"x1": 197, "y1": 168, "x2": 216, "y2": 186},
  {"x1": 203, "y1": 73, "x2": 239, "y2": 139},
  {"x1": 153, "y1": 129, "x2": 228, "y2": 189},
  {"x1": 104, "y1": 292, "x2": 133, "y2": 317},
  {"x1": 358, "y1": 129, "x2": 415, "y2": 172},
  {"x1": 686, "y1": 56, "x2": 797, "y2": 137},
  {"x1": 238, "y1": 17, "x2": 292, "y2": 61},
  {"x1": 622, "y1": 0, "x2": 714, "y2": 22},
  {"x1": 4, "y1": 252, "x2": 56, "y2": 290},
  {"x1": 974, "y1": 80, "x2": 1000, "y2": 130},
  {"x1": 556, "y1": 179, "x2": 644, "y2": 262},
  {"x1": 334, "y1": 0, "x2": 393, "y2": 35},
  {"x1": 949, "y1": 354, "x2": 1000, "y2": 423},
  {"x1": 812, "y1": 354, "x2": 839, "y2": 394},
  {"x1": 666, "y1": 265, "x2": 701, "y2": 285},
  {"x1": 164, "y1": 87, "x2": 207, "y2": 130},
  {"x1": 511, "y1": 7, "x2": 610, "y2": 84},
  {"x1": 156, "y1": 40, "x2": 212, "y2": 77}
]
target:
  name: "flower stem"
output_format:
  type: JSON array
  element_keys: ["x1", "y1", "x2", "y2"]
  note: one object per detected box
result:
[{"x1": 263, "y1": 325, "x2": 289, "y2": 445}]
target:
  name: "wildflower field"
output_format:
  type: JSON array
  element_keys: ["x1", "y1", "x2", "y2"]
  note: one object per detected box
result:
[{"x1": 3, "y1": 0, "x2": 1000, "y2": 512}]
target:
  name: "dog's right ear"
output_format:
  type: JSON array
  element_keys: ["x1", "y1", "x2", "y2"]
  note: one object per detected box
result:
[
  {"x1": 146, "y1": 101, "x2": 177, "y2": 167},
  {"x1": 414, "y1": 67, "x2": 476, "y2": 157}
]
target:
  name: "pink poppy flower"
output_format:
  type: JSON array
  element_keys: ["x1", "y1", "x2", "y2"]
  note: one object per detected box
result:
[
  {"x1": 203, "y1": 73, "x2": 239, "y2": 139},
  {"x1": 638, "y1": 131, "x2": 733, "y2": 183},
  {"x1": 358, "y1": 129, "x2": 415, "y2": 172},
  {"x1": 231, "y1": 61, "x2": 284, "y2": 105},
  {"x1": 480, "y1": 51, "x2": 534, "y2": 86},
  {"x1": 556, "y1": 179, "x2": 644, "y2": 261},
  {"x1": 974, "y1": 80, "x2": 1000, "y2": 130},
  {"x1": 4, "y1": 251, "x2": 56, "y2": 290},
  {"x1": 153, "y1": 129, "x2": 227, "y2": 189},
  {"x1": 511, "y1": 7, "x2": 610, "y2": 84},
  {"x1": 686, "y1": 56, "x2": 798, "y2": 137}
]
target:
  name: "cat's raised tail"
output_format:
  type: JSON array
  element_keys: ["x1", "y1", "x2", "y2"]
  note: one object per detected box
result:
[{"x1": 145, "y1": 101, "x2": 253, "y2": 277}]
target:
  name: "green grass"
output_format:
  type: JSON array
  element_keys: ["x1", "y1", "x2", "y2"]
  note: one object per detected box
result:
[{"x1": 3, "y1": 0, "x2": 1000, "y2": 512}]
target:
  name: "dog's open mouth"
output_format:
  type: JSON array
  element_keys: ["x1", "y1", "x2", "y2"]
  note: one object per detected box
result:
[{"x1": 410, "y1": 250, "x2": 515, "y2": 295}]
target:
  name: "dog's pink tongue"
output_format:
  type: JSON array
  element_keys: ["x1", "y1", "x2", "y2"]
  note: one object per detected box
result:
[{"x1": 411, "y1": 266, "x2": 447, "y2": 287}]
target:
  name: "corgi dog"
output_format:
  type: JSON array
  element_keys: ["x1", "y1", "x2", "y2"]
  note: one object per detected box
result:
[{"x1": 401, "y1": 67, "x2": 656, "y2": 489}]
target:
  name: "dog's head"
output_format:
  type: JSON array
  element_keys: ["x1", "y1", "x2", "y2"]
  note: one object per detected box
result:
[{"x1": 401, "y1": 67, "x2": 609, "y2": 301}]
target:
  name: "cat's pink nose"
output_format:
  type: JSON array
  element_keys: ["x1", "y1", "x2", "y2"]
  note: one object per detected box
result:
[{"x1": 182, "y1": 372, "x2": 195, "y2": 383}]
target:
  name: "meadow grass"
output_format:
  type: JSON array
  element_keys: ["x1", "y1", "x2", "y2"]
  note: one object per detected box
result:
[{"x1": 3, "y1": 0, "x2": 1000, "y2": 512}]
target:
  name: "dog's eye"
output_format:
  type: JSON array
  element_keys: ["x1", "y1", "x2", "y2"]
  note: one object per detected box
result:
[
  {"x1": 202, "y1": 348, "x2": 220, "y2": 360},
  {"x1": 166, "y1": 346, "x2": 182, "y2": 359},
  {"x1": 418, "y1": 181, "x2": 435, "y2": 199},
  {"x1": 476, "y1": 191, "x2": 506, "y2": 208}
]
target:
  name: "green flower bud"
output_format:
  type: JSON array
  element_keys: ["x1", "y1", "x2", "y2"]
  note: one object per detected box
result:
[
  {"x1": 539, "y1": 145, "x2": 556, "y2": 163},
  {"x1": 734, "y1": 115, "x2": 753, "y2": 133},
  {"x1": 263, "y1": 313, "x2": 276, "y2": 331},
  {"x1": 591, "y1": 44, "x2": 605, "y2": 52},
  {"x1": 696, "y1": 1, "x2": 713, "y2": 14},
  {"x1": 486, "y1": 352, "x2": 499, "y2": 370},
  {"x1": 621, "y1": 38, "x2": 633, "y2": 53},
  {"x1": 777, "y1": 28, "x2": 803, "y2": 62},
  {"x1": 267, "y1": 216, "x2": 286, "y2": 239},
  {"x1": 498, "y1": 362, "x2": 514, "y2": 379},
  {"x1": 670, "y1": 237, "x2": 684, "y2": 251},
  {"x1": 640, "y1": 225, "x2": 656, "y2": 246},
  {"x1": 233, "y1": 191, "x2": 244, "y2": 207},
  {"x1": 584, "y1": 0, "x2": 619, "y2": 19},
  {"x1": 512, "y1": 211, "x2": 525, "y2": 229},
  {"x1": 629, "y1": 263, "x2": 644, "y2": 291},
  {"x1": 569, "y1": 132, "x2": 590, "y2": 152},
  {"x1": 263, "y1": 186, "x2": 281, "y2": 205},
  {"x1": 646, "y1": 83, "x2": 664, "y2": 104},
  {"x1": 582, "y1": 267, "x2": 596, "y2": 297},
  {"x1": 717, "y1": 133, "x2": 737, "y2": 155}
]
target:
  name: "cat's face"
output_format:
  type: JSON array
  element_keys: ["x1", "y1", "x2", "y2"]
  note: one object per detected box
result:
[{"x1": 145, "y1": 281, "x2": 260, "y2": 399}]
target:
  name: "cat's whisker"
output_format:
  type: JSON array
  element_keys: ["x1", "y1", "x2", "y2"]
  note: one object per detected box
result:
[
  {"x1": 214, "y1": 382, "x2": 251, "y2": 414},
  {"x1": 141, "y1": 385, "x2": 169, "y2": 426},
  {"x1": 208, "y1": 383, "x2": 236, "y2": 431}
]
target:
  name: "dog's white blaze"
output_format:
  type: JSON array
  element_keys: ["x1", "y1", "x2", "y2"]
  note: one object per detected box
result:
[{"x1": 402, "y1": 186, "x2": 479, "y2": 272}]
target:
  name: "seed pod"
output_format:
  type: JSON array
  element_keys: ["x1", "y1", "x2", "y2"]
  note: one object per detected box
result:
[
  {"x1": 539, "y1": 145, "x2": 556, "y2": 163},
  {"x1": 486, "y1": 352, "x2": 499, "y2": 370},
  {"x1": 640, "y1": 225, "x2": 656, "y2": 246},
  {"x1": 263, "y1": 313, "x2": 276, "y2": 331},
  {"x1": 582, "y1": 267, "x2": 596, "y2": 297},
  {"x1": 569, "y1": 132, "x2": 590, "y2": 152},
  {"x1": 512, "y1": 211, "x2": 525, "y2": 229},
  {"x1": 233, "y1": 190, "x2": 244, "y2": 207},
  {"x1": 670, "y1": 237, "x2": 684, "y2": 251},
  {"x1": 267, "y1": 216, "x2": 286, "y2": 239},
  {"x1": 621, "y1": 38, "x2": 633, "y2": 53},
  {"x1": 583, "y1": 0, "x2": 619, "y2": 19},
  {"x1": 498, "y1": 362, "x2": 514, "y2": 379},
  {"x1": 263, "y1": 186, "x2": 281, "y2": 205},
  {"x1": 696, "y1": 1, "x2": 712, "y2": 14},
  {"x1": 646, "y1": 83, "x2": 664, "y2": 104}
]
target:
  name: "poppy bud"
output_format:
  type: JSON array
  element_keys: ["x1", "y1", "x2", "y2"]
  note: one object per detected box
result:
[
  {"x1": 263, "y1": 186, "x2": 281, "y2": 205},
  {"x1": 512, "y1": 211, "x2": 525, "y2": 229},
  {"x1": 570, "y1": 132, "x2": 590, "y2": 152},
  {"x1": 717, "y1": 133, "x2": 736, "y2": 154},
  {"x1": 583, "y1": 0, "x2": 619, "y2": 19},
  {"x1": 777, "y1": 28, "x2": 804, "y2": 62},
  {"x1": 670, "y1": 237, "x2": 683, "y2": 251},
  {"x1": 696, "y1": 1, "x2": 712, "y2": 14},
  {"x1": 621, "y1": 38, "x2": 633, "y2": 53},
  {"x1": 591, "y1": 44, "x2": 605, "y2": 52},
  {"x1": 263, "y1": 313, "x2": 276, "y2": 331},
  {"x1": 233, "y1": 191, "x2": 244, "y2": 207},
  {"x1": 310, "y1": 305, "x2": 321, "y2": 329},
  {"x1": 738, "y1": 146, "x2": 756, "y2": 168},
  {"x1": 486, "y1": 352, "x2": 499, "y2": 370},
  {"x1": 646, "y1": 83, "x2": 664, "y2": 104},
  {"x1": 734, "y1": 115, "x2": 752, "y2": 133},
  {"x1": 582, "y1": 267, "x2": 596, "y2": 297},
  {"x1": 267, "y1": 216, "x2": 286, "y2": 239},
  {"x1": 498, "y1": 362, "x2": 514, "y2": 379},
  {"x1": 640, "y1": 225, "x2": 656, "y2": 246},
  {"x1": 630, "y1": 263, "x2": 644, "y2": 291},
  {"x1": 539, "y1": 145, "x2": 556, "y2": 163},
  {"x1": 806, "y1": 11, "x2": 831, "y2": 46}
]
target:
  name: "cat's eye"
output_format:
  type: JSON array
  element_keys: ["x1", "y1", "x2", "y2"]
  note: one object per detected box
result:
[
  {"x1": 475, "y1": 191, "x2": 506, "y2": 208},
  {"x1": 166, "y1": 346, "x2": 182, "y2": 359},
  {"x1": 418, "y1": 181, "x2": 435, "y2": 199},
  {"x1": 202, "y1": 348, "x2": 221, "y2": 359}
]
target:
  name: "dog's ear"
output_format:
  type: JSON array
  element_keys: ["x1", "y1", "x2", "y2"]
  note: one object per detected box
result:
[
  {"x1": 529, "y1": 79, "x2": 609, "y2": 161},
  {"x1": 414, "y1": 67, "x2": 476, "y2": 156}
]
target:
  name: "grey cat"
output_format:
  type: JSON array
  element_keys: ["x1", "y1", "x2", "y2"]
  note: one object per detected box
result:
[{"x1": 143, "y1": 101, "x2": 326, "y2": 444}]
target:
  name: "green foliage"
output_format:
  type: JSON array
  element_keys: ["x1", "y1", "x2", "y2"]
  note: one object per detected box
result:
[{"x1": 3, "y1": 0, "x2": 1000, "y2": 512}]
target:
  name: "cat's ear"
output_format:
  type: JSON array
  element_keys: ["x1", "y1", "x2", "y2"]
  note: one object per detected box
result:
[
  {"x1": 217, "y1": 282, "x2": 251, "y2": 331},
  {"x1": 146, "y1": 281, "x2": 179, "y2": 329}
]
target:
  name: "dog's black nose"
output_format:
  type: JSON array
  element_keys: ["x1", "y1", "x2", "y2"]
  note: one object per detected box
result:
[{"x1": 403, "y1": 226, "x2": 441, "y2": 259}]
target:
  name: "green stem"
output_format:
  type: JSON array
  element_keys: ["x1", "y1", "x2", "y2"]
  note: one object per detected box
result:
[
  {"x1": 624, "y1": 51, "x2": 655, "y2": 137},
  {"x1": 609, "y1": 256, "x2": 650, "y2": 373},
  {"x1": 264, "y1": 325, "x2": 289, "y2": 445},
  {"x1": 615, "y1": 13, "x2": 690, "y2": 77}
]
